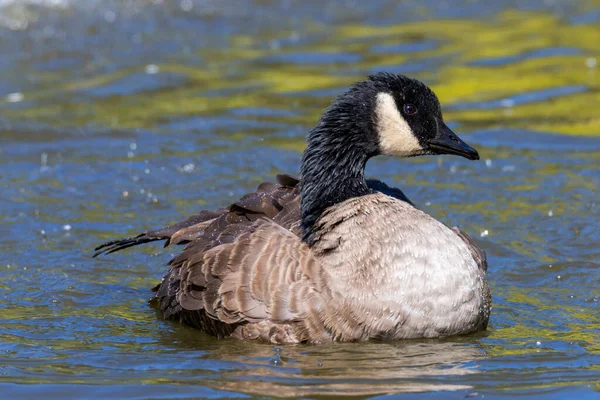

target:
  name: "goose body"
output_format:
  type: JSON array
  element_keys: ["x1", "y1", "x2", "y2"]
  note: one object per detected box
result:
[{"x1": 95, "y1": 73, "x2": 491, "y2": 343}]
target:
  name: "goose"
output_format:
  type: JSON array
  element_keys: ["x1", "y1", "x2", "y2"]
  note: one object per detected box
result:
[{"x1": 95, "y1": 72, "x2": 491, "y2": 344}]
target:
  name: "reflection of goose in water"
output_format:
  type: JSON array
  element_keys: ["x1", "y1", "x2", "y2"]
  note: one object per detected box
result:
[
  {"x1": 152, "y1": 324, "x2": 487, "y2": 397},
  {"x1": 96, "y1": 73, "x2": 490, "y2": 343}
]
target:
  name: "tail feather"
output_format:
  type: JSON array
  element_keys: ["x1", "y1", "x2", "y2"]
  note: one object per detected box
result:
[
  {"x1": 93, "y1": 209, "x2": 228, "y2": 258},
  {"x1": 91, "y1": 179, "x2": 302, "y2": 259},
  {"x1": 93, "y1": 233, "x2": 167, "y2": 257}
]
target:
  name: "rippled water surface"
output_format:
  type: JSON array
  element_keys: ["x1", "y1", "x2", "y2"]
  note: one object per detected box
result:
[{"x1": 1, "y1": 0, "x2": 600, "y2": 398}]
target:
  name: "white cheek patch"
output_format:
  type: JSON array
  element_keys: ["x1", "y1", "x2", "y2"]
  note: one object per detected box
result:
[{"x1": 375, "y1": 92, "x2": 424, "y2": 157}]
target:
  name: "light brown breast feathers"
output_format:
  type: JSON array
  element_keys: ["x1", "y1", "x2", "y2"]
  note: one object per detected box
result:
[{"x1": 310, "y1": 193, "x2": 490, "y2": 340}]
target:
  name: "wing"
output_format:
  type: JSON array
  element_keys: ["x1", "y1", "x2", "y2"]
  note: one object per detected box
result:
[
  {"x1": 93, "y1": 174, "x2": 301, "y2": 257},
  {"x1": 92, "y1": 173, "x2": 308, "y2": 340},
  {"x1": 92, "y1": 209, "x2": 227, "y2": 256},
  {"x1": 154, "y1": 217, "x2": 324, "y2": 341}
]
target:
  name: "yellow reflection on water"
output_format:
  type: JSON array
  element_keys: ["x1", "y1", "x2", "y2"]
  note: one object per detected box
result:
[{"x1": 4, "y1": 9, "x2": 600, "y2": 138}]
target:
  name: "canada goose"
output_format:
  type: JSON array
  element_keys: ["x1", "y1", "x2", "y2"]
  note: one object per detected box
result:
[{"x1": 95, "y1": 72, "x2": 491, "y2": 343}]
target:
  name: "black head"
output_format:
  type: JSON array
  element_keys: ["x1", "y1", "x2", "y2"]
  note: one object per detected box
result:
[{"x1": 346, "y1": 72, "x2": 479, "y2": 160}]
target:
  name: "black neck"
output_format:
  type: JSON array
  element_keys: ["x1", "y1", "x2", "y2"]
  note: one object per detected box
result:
[{"x1": 300, "y1": 108, "x2": 378, "y2": 244}]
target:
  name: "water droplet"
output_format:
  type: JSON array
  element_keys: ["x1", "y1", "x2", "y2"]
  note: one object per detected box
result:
[
  {"x1": 485, "y1": 159, "x2": 492, "y2": 167},
  {"x1": 8, "y1": 18, "x2": 28, "y2": 31},
  {"x1": 269, "y1": 40, "x2": 280, "y2": 51},
  {"x1": 145, "y1": 64, "x2": 160, "y2": 74},
  {"x1": 548, "y1": 210, "x2": 553, "y2": 217},
  {"x1": 501, "y1": 98, "x2": 515, "y2": 108},
  {"x1": 536, "y1": 341, "x2": 541, "y2": 346},
  {"x1": 585, "y1": 57, "x2": 597, "y2": 68},
  {"x1": 62, "y1": 224, "x2": 72, "y2": 231},
  {"x1": 480, "y1": 230, "x2": 489, "y2": 238},
  {"x1": 6, "y1": 92, "x2": 23, "y2": 103},
  {"x1": 104, "y1": 10, "x2": 116, "y2": 23},
  {"x1": 129, "y1": 142, "x2": 137, "y2": 151},
  {"x1": 180, "y1": 163, "x2": 195, "y2": 173},
  {"x1": 269, "y1": 354, "x2": 282, "y2": 366},
  {"x1": 180, "y1": 0, "x2": 193, "y2": 11},
  {"x1": 122, "y1": 191, "x2": 129, "y2": 197}
]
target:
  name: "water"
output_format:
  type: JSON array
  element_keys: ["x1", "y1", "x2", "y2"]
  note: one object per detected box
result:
[{"x1": 1, "y1": 0, "x2": 599, "y2": 398}]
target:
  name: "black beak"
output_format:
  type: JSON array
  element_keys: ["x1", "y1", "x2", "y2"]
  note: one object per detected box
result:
[{"x1": 428, "y1": 122, "x2": 479, "y2": 160}]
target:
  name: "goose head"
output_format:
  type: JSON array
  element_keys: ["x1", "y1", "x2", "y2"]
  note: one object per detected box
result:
[
  {"x1": 370, "y1": 73, "x2": 479, "y2": 160},
  {"x1": 300, "y1": 72, "x2": 480, "y2": 241}
]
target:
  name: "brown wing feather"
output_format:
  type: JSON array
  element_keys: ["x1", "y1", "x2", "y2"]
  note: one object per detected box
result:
[
  {"x1": 92, "y1": 174, "x2": 301, "y2": 257},
  {"x1": 93, "y1": 209, "x2": 227, "y2": 257},
  {"x1": 155, "y1": 218, "x2": 319, "y2": 342}
]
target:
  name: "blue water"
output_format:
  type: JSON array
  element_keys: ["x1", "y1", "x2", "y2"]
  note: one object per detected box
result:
[{"x1": 1, "y1": 0, "x2": 599, "y2": 398}]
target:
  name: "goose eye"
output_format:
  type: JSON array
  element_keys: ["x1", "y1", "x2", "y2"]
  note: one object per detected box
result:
[{"x1": 403, "y1": 104, "x2": 417, "y2": 115}]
